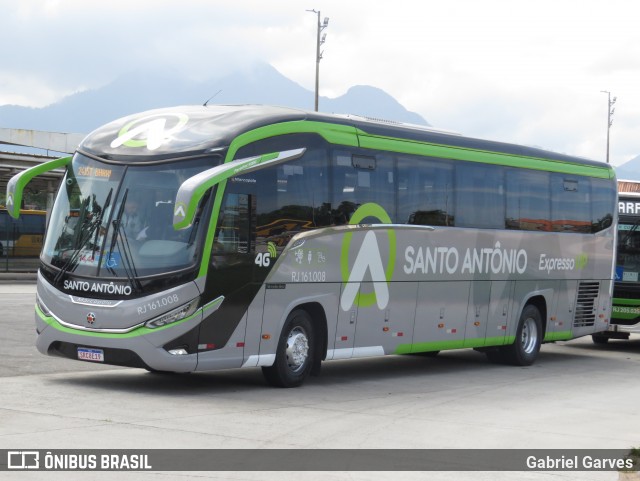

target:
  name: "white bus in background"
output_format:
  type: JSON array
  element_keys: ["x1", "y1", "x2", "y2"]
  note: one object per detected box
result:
[{"x1": 593, "y1": 179, "x2": 640, "y2": 343}]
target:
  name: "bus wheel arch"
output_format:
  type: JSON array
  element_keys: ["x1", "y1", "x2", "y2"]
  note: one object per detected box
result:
[
  {"x1": 296, "y1": 302, "x2": 328, "y2": 376},
  {"x1": 262, "y1": 303, "x2": 326, "y2": 388},
  {"x1": 525, "y1": 295, "x2": 547, "y2": 339}
]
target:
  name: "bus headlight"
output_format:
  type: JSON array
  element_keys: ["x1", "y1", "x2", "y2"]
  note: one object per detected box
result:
[{"x1": 145, "y1": 299, "x2": 199, "y2": 329}]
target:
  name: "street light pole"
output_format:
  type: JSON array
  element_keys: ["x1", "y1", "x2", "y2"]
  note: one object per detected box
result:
[
  {"x1": 600, "y1": 90, "x2": 616, "y2": 164},
  {"x1": 307, "y1": 9, "x2": 329, "y2": 112}
]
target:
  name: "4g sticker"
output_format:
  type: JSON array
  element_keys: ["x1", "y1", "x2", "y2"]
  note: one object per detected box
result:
[
  {"x1": 255, "y1": 252, "x2": 272, "y2": 267},
  {"x1": 255, "y1": 242, "x2": 278, "y2": 268}
]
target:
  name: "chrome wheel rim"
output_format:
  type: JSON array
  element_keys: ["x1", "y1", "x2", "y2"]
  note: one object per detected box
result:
[
  {"x1": 521, "y1": 317, "x2": 538, "y2": 354},
  {"x1": 285, "y1": 326, "x2": 309, "y2": 373}
]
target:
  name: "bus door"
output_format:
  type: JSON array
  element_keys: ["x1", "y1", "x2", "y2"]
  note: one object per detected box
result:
[{"x1": 199, "y1": 189, "x2": 257, "y2": 368}]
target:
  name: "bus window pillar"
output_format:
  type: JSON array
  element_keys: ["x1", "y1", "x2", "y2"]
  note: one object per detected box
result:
[{"x1": 46, "y1": 180, "x2": 56, "y2": 224}]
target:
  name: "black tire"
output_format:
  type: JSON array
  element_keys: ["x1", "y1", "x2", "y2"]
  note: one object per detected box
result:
[
  {"x1": 592, "y1": 334, "x2": 610, "y2": 344},
  {"x1": 262, "y1": 309, "x2": 314, "y2": 388},
  {"x1": 486, "y1": 304, "x2": 542, "y2": 366}
]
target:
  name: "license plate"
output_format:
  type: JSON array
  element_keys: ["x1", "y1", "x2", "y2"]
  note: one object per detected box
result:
[{"x1": 77, "y1": 347, "x2": 104, "y2": 362}]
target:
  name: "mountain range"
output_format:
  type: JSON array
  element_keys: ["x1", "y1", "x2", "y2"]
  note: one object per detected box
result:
[
  {"x1": 2, "y1": 62, "x2": 640, "y2": 180},
  {"x1": 0, "y1": 63, "x2": 427, "y2": 135}
]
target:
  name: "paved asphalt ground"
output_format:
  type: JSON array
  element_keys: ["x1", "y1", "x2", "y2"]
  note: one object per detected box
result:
[{"x1": 0, "y1": 281, "x2": 638, "y2": 481}]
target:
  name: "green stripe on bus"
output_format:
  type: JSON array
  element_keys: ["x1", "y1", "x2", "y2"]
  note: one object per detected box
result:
[
  {"x1": 8, "y1": 156, "x2": 72, "y2": 218},
  {"x1": 227, "y1": 121, "x2": 360, "y2": 158},
  {"x1": 359, "y1": 135, "x2": 613, "y2": 179},
  {"x1": 395, "y1": 336, "x2": 515, "y2": 354},
  {"x1": 611, "y1": 298, "x2": 640, "y2": 319},
  {"x1": 543, "y1": 330, "x2": 573, "y2": 342},
  {"x1": 198, "y1": 179, "x2": 227, "y2": 278},
  {"x1": 36, "y1": 303, "x2": 201, "y2": 339},
  {"x1": 612, "y1": 297, "x2": 640, "y2": 306}
]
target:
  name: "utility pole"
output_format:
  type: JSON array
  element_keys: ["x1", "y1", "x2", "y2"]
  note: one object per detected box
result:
[
  {"x1": 600, "y1": 90, "x2": 616, "y2": 163},
  {"x1": 306, "y1": 9, "x2": 329, "y2": 112}
]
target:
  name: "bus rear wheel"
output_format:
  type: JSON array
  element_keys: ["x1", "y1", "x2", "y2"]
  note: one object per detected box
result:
[
  {"x1": 262, "y1": 309, "x2": 314, "y2": 388},
  {"x1": 487, "y1": 304, "x2": 542, "y2": 366}
]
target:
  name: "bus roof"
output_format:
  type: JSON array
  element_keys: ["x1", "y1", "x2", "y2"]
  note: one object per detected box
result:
[{"x1": 78, "y1": 104, "x2": 609, "y2": 172}]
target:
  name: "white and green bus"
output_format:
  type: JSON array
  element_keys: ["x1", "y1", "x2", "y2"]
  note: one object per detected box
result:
[
  {"x1": 592, "y1": 179, "x2": 640, "y2": 343},
  {"x1": 7, "y1": 105, "x2": 617, "y2": 387}
]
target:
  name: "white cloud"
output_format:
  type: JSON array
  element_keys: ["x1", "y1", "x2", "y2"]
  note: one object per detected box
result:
[{"x1": 1, "y1": 0, "x2": 640, "y2": 165}]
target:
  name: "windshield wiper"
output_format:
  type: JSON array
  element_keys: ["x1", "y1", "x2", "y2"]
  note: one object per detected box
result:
[
  {"x1": 105, "y1": 189, "x2": 142, "y2": 292},
  {"x1": 53, "y1": 192, "x2": 111, "y2": 285},
  {"x1": 91, "y1": 188, "x2": 113, "y2": 263},
  {"x1": 620, "y1": 218, "x2": 640, "y2": 246},
  {"x1": 106, "y1": 188, "x2": 128, "y2": 269}
]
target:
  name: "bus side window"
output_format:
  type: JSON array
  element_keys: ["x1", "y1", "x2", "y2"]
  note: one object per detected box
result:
[
  {"x1": 398, "y1": 155, "x2": 454, "y2": 226},
  {"x1": 590, "y1": 178, "x2": 615, "y2": 233},
  {"x1": 506, "y1": 169, "x2": 551, "y2": 231},
  {"x1": 551, "y1": 174, "x2": 591, "y2": 233},
  {"x1": 331, "y1": 150, "x2": 396, "y2": 223},
  {"x1": 455, "y1": 162, "x2": 505, "y2": 229}
]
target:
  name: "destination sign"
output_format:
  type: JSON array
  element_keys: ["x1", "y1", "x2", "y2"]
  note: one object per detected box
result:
[
  {"x1": 619, "y1": 201, "x2": 640, "y2": 214},
  {"x1": 77, "y1": 166, "x2": 113, "y2": 179}
]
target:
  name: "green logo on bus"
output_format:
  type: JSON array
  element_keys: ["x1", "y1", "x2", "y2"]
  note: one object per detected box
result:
[
  {"x1": 575, "y1": 253, "x2": 589, "y2": 270},
  {"x1": 340, "y1": 203, "x2": 396, "y2": 311},
  {"x1": 174, "y1": 202, "x2": 187, "y2": 220},
  {"x1": 267, "y1": 241, "x2": 278, "y2": 259},
  {"x1": 111, "y1": 113, "x2": 189, "y2": 151}
]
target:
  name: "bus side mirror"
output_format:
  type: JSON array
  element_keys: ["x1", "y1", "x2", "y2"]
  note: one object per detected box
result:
[
  {"x1": 172, "y1": 148, "x2": 305, "y2": 230},
  {"x1": 6, "y1": 156, "x2": 71, "y2": 218}
]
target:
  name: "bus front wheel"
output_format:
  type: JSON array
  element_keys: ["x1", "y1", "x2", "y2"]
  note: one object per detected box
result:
[
  {"x1": 487, "y1": 304, "x2": 542, "y2": 366},
  {"x1": 262, "y1": 309, "x2": 314, "y2": 388}
]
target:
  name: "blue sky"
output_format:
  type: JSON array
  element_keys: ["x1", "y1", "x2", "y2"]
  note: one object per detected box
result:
[{"x1": 1, "y1": 0, "x2": 639, "y2": 166}]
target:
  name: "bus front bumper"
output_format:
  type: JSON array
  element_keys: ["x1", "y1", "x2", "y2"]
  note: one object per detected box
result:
[{"x1": 35, "y1": 308, "x2": 199, "y2": 372}]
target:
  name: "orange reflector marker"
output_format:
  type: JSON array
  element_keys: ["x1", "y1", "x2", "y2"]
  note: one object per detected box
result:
[
  {"x1": 474, "y1": 321, "x2": 480, "y2": 327},
  {"x1": 438, "y1": 323, "x2": 444, "y2": 329},
  {"x1": 383, "y1": 327, "x2": 390, "y2": 332},
  {"x1": 599, "y1": 314, "x2": 605, "y2": 318},
  {"x1": 550, "y1": 316, "x2": 556, "y2": 321},
  {"x1": 262, "y1": 334, "x2": 271, "y2": 340}
]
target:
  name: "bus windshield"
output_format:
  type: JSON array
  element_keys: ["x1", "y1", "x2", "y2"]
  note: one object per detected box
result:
[
  {"x1": 617, "y1": 220, "x2": 640, "y2": 282},
  {"x1": 42, "y1": 153, "x2": 214, "y2": 279}
]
